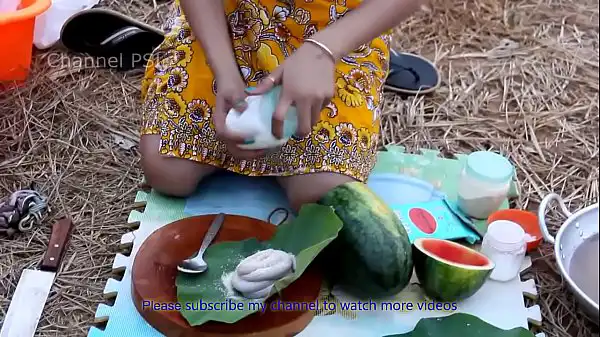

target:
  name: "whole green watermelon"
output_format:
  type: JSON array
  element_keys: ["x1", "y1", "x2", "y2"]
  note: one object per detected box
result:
[{"x1": 318, "y1": 181, "x2": 413, "y2": 299}]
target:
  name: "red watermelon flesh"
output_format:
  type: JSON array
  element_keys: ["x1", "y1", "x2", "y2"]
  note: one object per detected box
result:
[
  {"x1": 413, "y1": 238, "x2": 494, "y2": 302},
  {"x1": 421, "y1": 239, "x2": 490, "y2": 267}
]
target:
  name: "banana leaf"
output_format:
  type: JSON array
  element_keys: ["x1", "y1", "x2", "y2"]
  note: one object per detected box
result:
[
  {"x1": 384, "y1": 313, "x2": 535, "y2": 337},
  {"x1": 176, "y1": 204, "x2": 343, "y2": 326}
]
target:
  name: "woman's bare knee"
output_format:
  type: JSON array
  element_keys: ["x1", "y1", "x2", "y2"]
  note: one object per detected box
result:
[
  {"x1": 277, "y1": 172, "x2": 357, "y2": 212},
  {"x1": 140, "y1": 135, "x2": 216, "y2": 197}
]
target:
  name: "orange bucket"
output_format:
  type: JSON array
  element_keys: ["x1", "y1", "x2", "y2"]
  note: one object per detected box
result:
[
  {"x1": 487, "y1": 209, "x2": 543, "y2": 252},
  {"x1": 0, "y1": 0, "x2": 51, "y2": 83}
]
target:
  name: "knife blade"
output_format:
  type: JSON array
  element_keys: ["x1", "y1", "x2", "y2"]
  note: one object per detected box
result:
[{"x1": 0, "y1": 218, "x2": 73, "y2": 337}]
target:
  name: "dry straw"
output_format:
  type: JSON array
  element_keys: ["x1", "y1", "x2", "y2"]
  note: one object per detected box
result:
[{"x1": 0, "y1": 0, "x2": 598, "y2": 335}]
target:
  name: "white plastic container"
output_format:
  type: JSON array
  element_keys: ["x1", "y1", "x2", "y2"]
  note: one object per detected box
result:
[
  {"x1": 480, "y1": 220, "x2": 526, "y2": 281},
  {"x1": 456, "y1": 151, "x2": 514, "y2": 219},
  {"x1": 225, "y1": 85, "x2": 298, "y2": 150},
  {"x1": 33, "y1": 0, "x2": 98, "y2": 49}
]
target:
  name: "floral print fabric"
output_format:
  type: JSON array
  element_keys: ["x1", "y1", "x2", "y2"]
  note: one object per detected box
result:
[{"x1": 141, "y1": 0, "x2": 391, "y2": 182}]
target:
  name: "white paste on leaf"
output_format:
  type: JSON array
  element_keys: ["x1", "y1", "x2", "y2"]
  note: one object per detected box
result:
[{"x1": 231, "y1": 249, "x2": 296, "y2": 299}]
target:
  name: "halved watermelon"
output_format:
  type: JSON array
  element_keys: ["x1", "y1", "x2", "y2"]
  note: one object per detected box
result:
[{"x1": 413, "y1": 238, "x2": 494, "y2": 302}]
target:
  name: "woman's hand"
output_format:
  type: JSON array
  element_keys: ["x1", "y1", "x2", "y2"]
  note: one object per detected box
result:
[
  {"x1": 213, "y1": 73, "x2": 266, "y2": 159},
  {"x1": 247, "y1": 42, "x2": 336, "y2": 139}
]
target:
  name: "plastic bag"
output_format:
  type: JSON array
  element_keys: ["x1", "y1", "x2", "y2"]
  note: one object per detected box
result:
[
  {"x1": 0, "y1": 0, "x2": 20, "y2": 13},
  {"x1": 33, "y1": 0, "x2": 98, "y2": 49},
  {"x1": 225, "y1": 86, "x2": 298, "y2": 150}
]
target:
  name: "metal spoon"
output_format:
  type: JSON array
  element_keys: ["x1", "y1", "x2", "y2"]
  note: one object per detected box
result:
[{"x1": 177, "y1": 213, "x2": 225, "y2": 274}]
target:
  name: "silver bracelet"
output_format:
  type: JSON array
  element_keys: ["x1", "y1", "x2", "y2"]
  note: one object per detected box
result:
[{"x1": 304, "y1": 38, "x2": 336, "y2": 62}]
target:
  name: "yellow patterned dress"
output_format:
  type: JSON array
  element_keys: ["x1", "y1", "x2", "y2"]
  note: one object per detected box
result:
[{"x1": 140, "y1": 0, "x2": 391, "y2": 182}]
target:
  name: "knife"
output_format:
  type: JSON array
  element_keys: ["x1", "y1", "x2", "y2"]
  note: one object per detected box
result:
[{"x1": 0, "y1": 218, "x2": 73, "y2": 337}]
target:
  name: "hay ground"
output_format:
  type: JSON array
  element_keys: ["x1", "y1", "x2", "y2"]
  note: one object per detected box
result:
[{"x1": 0, "y1": 0, "x2": 598, "y2": 335}]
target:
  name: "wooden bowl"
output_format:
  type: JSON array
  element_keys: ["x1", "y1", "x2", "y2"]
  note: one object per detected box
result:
[{"x1": 131, "y1": 214, "x2": 323, "y2": 337}]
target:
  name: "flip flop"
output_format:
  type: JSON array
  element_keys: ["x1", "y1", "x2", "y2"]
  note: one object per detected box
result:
[
  {"x1": 384, "y1": 50, "x2": 441, "y2": 95},
  {"x1": 60, "y1": 8, "x2": 165, "y2": 71}
]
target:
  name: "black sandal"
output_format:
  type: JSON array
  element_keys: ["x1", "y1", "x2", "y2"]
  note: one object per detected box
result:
[
  {"x1": 60, "y1": 8, "x2": 165, "y2": 71},
  {"x1": 384, "y1": 50, "x2": 441, "y2": 95}
]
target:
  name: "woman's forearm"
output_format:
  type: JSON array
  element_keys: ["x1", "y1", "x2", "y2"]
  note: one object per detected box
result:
[
  {"x1": 180, "y1": 0, "x2": 239, "y2": 79},
  {"x1": 311, "y1": 0, "x2": 426, "y2": 60}
]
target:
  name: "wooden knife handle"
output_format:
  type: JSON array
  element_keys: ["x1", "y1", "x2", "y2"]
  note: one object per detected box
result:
[{"x1": 40, "y1": 218, "x2": 74, "y2": 272}]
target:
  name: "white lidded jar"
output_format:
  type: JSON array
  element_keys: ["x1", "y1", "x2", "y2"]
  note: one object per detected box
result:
[
  {"x1": 457, "y1": 151, "x2": 514, "y2": 219},
  {"x1": 480, "y1": 220, "x2": 526, "y2": 282}
]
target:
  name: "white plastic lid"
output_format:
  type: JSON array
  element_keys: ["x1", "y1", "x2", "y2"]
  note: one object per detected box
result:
[
  {"x1": 486, "y1": 220, "x2": 526, "y2": 250},
  {"x1": 465, "y1": 151, "x2": 514, "y2": 184}
]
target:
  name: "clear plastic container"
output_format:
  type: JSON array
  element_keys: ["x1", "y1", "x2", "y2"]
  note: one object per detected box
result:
[
  {"x1": 480, "y1": 220, "x2": 526, "y2": 281},
  {"x1": 456, "y1": 151, "x2": 514, "y2": 219}
]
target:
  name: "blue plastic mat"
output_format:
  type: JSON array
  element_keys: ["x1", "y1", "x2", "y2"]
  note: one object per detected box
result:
[{"x1": 88, "y1": 148, "x2": 530, "y2": 337}]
